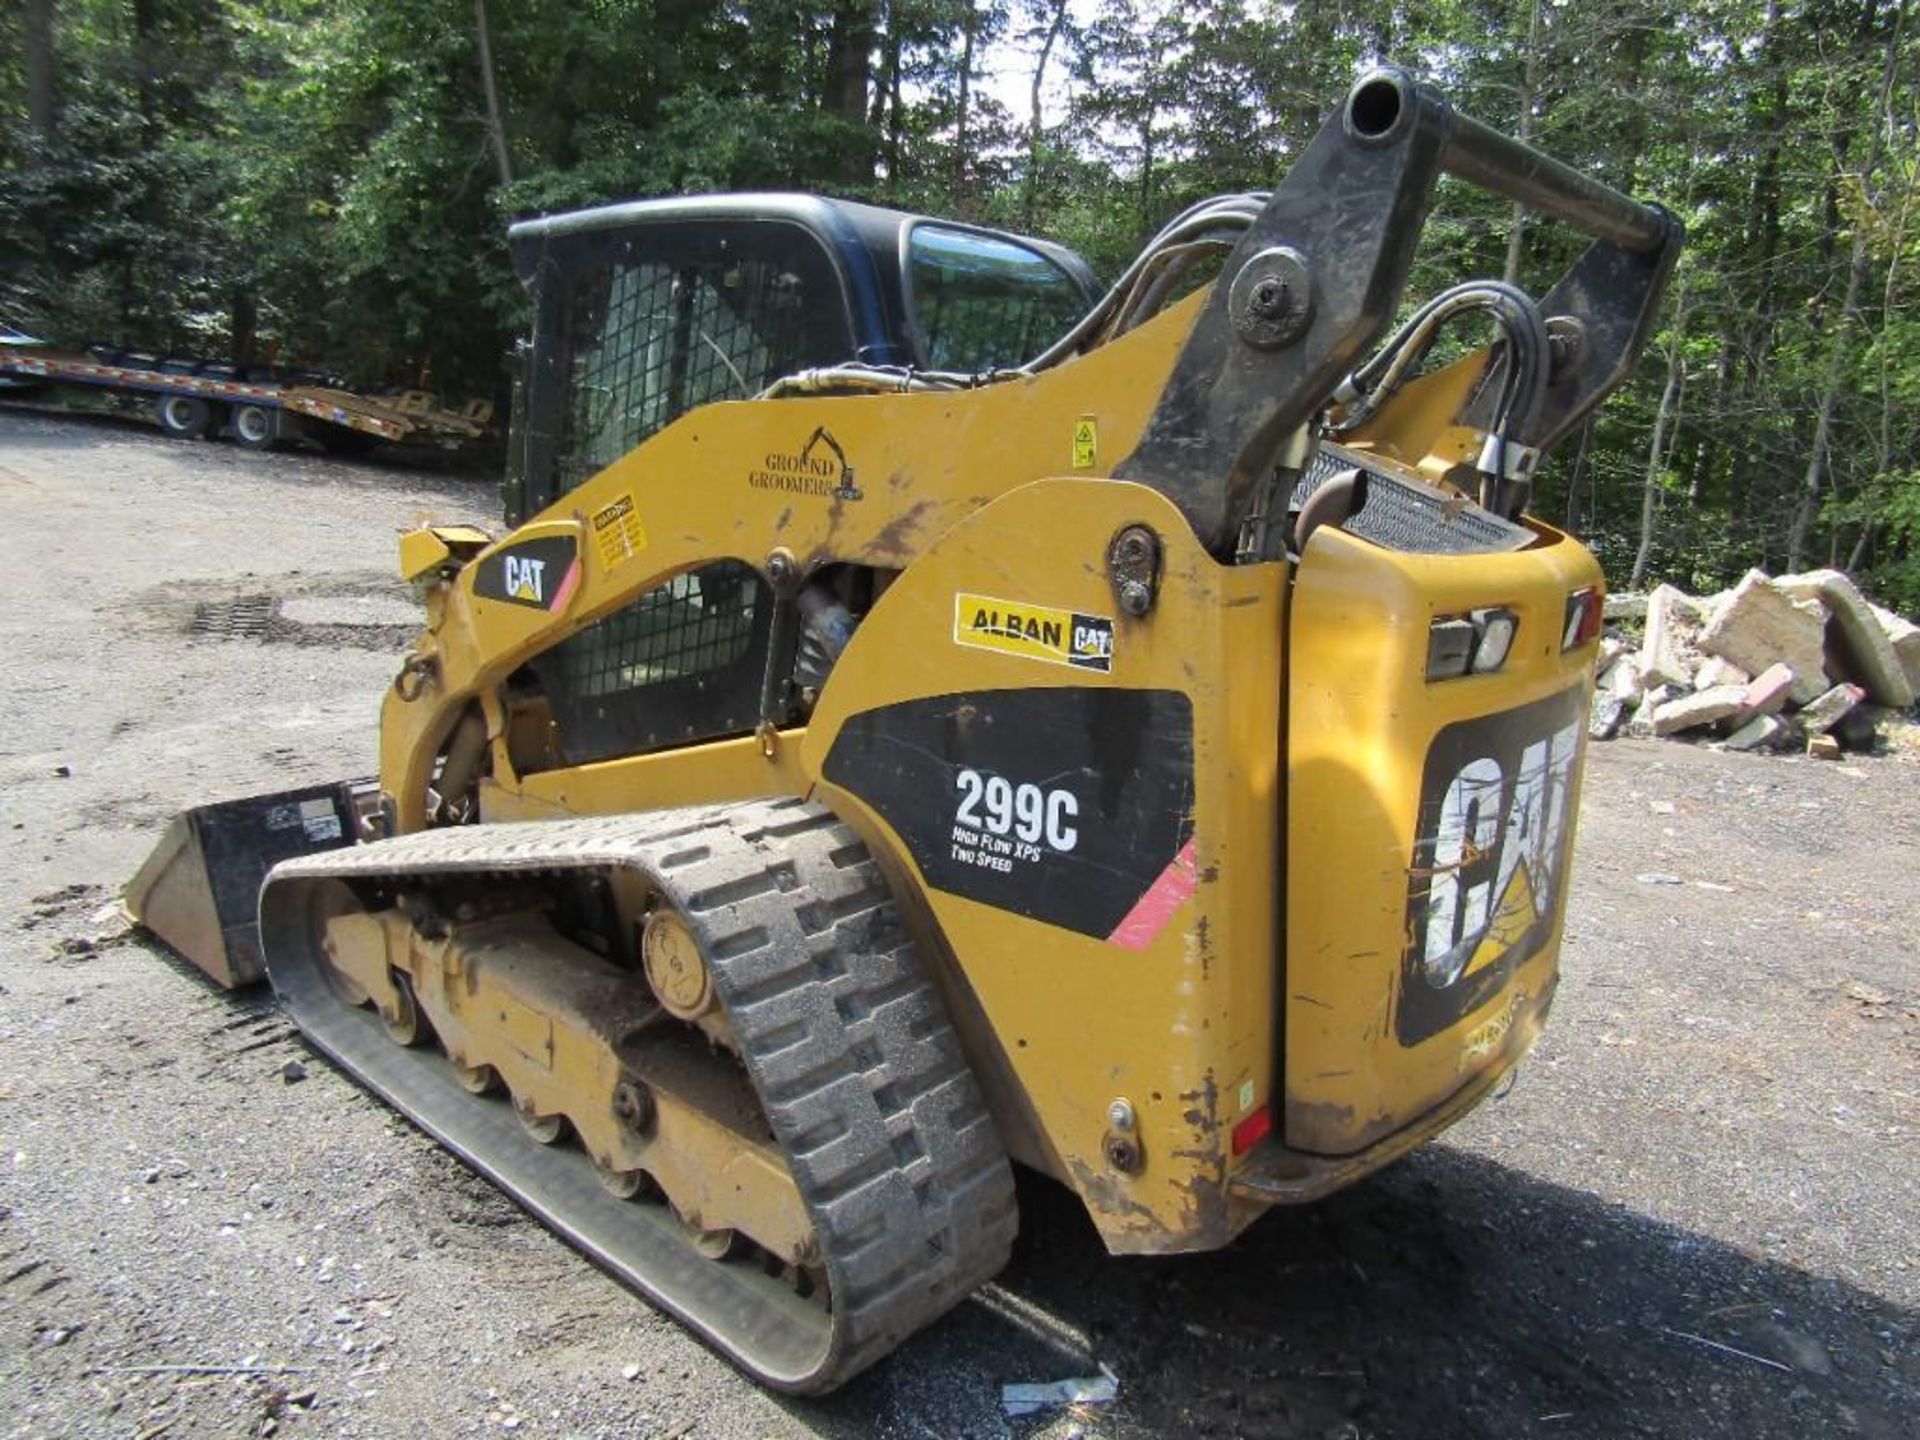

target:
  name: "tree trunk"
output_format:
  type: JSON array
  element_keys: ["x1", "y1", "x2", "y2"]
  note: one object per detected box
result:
[
  {"x1": 1630, "y1": 273, "x2": 1689, "y2": 589},
  {"x1": 824, "y1": 1, "x2": 875, "y2": 184},
  {"x1": 1502, "y1": 0, "x2": 1541, "y2": 285},
  {"x1": 1786, "y1": 0, "x2": 1901, "y2": 570},
  {"x1": 877, "y1": 7, "x2": 903, "y2": 186},
  {"x1": 474, "y1": 0, "x2": 513, "y2": 187},
  {"x1": 1023, "y1": 0, "x2": 1069, "y2": 228},
  {"x1": 1137, "y1": 101, "x2": 1157, "y2": 240},
  {"x1": 954, "y1": 1, "x2": 976, "y2": 200},
  {"x1": 231, "y1": 288, "x2": 258, "y2": 372},
  {"x1": 1562, "y1": 415, "x2": 1594, "y2": 532},
  {"x1": 26, "y1": 0, "x2": 57, "y2": 145},
  {"x1": 1788, "y1": 235, "x2": 1870, "y2": 570}
]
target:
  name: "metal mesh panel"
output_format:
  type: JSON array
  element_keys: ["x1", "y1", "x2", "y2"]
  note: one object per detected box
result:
[
  {"x1": 1290, "y1": 444, "x2": 1534, "y2": 555},
  {"x1": 556, "y1": 259, "x2": 819, "y2": 494},
  {"x1": 553, "y1": 562, "x2": 761, "y2": 700}
]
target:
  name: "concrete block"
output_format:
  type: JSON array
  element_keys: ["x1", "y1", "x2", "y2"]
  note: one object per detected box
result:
[
  {"x1": 1699, "y1": 571, "x2": 1829, "y2": 703},
  {"x1": 1639, "y1": 583, "x2": 1707, "y2": 688},
  {"x1": 1626, "y1": 683, "x2": 1676, "y2": 738},
  {"x1": 1808, "y1": 732, "x2": 1842, "y2": 760},
  {"x1": 1735, "y1": 662, "x2": 1796, "y2": 724},
  {"x1": 1604, "y1": 592, "x2": 1649, "y2": 622},
  {"x1": 1602, "y1": 654, "x2": 1647, "y2": 703},
  {"x1": 1651, "y1": 684, "x2": 1746, "y2": 736},
  {"x1": 1868, "y1": 602, "x2": 1920, "y2": 697},
  {"x1": 1589, "y1": 690, "x2": 1628, "y2": 741},
  {"x1": 1722, "y1": 714, "x2": 1785, "y2": 752},
  {"x1": 1694, "y1": 656, "x2": 1751, "y2": 691},
  {"x1": 1775, "y1": 569, "x2": 1915, "y2": 707},
  {"x1": 1798, "y1": 682, "x2": 1864, "y2": 735}
]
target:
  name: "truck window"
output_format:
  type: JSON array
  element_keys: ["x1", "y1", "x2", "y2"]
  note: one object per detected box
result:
[{"x1": 907, "y1": 224, "x2": 1090, "y2": 372}]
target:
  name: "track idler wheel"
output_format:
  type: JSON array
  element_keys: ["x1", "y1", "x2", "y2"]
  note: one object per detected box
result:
[
  {"x1": 453, "y1": 1060, "x2": 500, "y2": 1095},
  {"x1": 594, "y1": 1160, "x2": 650, "y2": 1201},
  {"x1": 513, "y1": 1094, "x2": 565, "y2": 1145},
  {"x1": 381, "y1": 971, "x2": 427, "y2": 1047},
  {"x1": 674, "y1": 1206, "x2": 737, "y2": 1261}
]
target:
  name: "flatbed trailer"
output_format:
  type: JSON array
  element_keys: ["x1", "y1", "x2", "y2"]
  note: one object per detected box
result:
[{"x1": 0, "y1": 341, "x2": 492, "y2": 451}]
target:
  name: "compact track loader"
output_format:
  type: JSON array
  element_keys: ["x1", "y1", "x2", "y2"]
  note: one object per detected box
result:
[{"x1": 128, "y1": 68, "x2": 1682, "y2": 1391}]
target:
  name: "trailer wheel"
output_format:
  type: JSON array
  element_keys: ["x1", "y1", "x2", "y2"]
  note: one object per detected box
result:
[
  {"x1": 155, "y1": 395, "x2": 216, "y2": 439},
  {"x1": 230, "y1": 403, "x2": 279, "y2": 450}
]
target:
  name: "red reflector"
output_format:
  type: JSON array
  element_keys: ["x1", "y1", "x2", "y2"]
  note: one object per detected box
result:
[
  {"x1": 1563, "y1": 587, "x2": 1603, "y2": 650},
  {"x1": 1580, "y1": 589, "x2": 1604, "y2": 644},
  {"x1": 1231, "y1": 1104, "x2": 1273, "y2": 1156}
]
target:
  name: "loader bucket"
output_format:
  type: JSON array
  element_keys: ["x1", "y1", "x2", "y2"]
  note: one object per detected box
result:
[{"x1": 125, "y1": 781, "x2": 368, "y2": 987}]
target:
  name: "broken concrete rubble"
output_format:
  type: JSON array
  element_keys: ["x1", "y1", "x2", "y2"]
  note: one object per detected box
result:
[
  {"x1": 1601, "y1": 653, "x2": 1647, "y2": 703},
  {"x1": 1652, "y1": 685, "x2": 1746, "y2": 736},
  {"x1": 1699, "y1": 570, "x2": 1831, "y2": 704},
  {"x1": 1868, "y1": 602, "x2": 1920, "y2": 696},
  {"x1": 1693, "y1": 656, "x2": 1751, "y2": 691},
  {"x1": 1735, "y1": 662, "x2": 1796, "y2": 724},
  {"x1": 1590, "y1": 690, "x2": 1628, "y2": 741},
  {"x1": 1592, "y1": 567, "x2": 1912, "y2": 757},
  {"x1": 1640, "y1": 584, "x2": 1709, "y2": 688},
  {"x1": 1775, "y1": 570, "x2": 1916, "y2": 707},
  {"x1": 1722, "y1": 714, "x2": 1785, "y2": 752},
  {"x1": 1627, "y1": 683, "x2": 1678, "y2": 738},
  {"x1": 1798, "y1": 683, "x2": 1865, "y2": 735}
]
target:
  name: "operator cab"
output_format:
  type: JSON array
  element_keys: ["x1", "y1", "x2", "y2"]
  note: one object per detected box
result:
[{"x1": 504, "y1": 194, "x2": 1098, "y2": 524}]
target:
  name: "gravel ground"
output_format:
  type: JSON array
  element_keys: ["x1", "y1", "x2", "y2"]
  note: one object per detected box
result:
[{"x1": 0, "y1": 407, "x2": 1914, "y2": 1440}]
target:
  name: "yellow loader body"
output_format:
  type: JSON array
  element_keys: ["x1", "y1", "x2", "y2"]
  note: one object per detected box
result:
[{"x1": 127, "y1": 67, "x2": 1675, "y2": 1391}]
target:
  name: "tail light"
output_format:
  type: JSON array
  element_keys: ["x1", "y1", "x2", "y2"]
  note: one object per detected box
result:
[
  {"x1": 1426, "y1": 606, "x2": 1520, "y2": 680},
  {"x1": 1562, "y1": 586, "x2": 1603, "y2": 650}
]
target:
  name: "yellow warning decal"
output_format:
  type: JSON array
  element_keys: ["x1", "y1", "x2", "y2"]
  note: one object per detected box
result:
[
  {"x1": 954, "y1": 592, "x2": 1114, "y2": 673},
  {"x1": 1071, "y1": 417, "x2": 1098, "y2": 469},
  {"x1": 590, "y1": 492, "x2": 647, "y2": 571}
]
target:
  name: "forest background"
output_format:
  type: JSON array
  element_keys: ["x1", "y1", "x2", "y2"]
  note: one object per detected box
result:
[{"x1": 3, "y1": 0, "x2": 1916, "y2": 602}]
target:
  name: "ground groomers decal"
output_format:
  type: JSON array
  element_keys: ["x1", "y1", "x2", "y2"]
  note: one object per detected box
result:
[
  {"x1": 472, "y1": 534, "x2": 581, "y2": 614},
  {"x1": 953, "y1": 592, "x2": 1115, "y2": 673},
  {"x1": 1399, "y1": 684, "x2": 1587, "y2": 1047}
]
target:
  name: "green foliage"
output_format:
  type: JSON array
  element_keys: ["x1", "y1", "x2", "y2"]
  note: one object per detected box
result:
[{"x1": 1, "y1": 0, "x2": 1916, "y2": 615}]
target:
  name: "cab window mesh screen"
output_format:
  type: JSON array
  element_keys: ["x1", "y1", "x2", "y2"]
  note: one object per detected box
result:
[
  {"x1": 553, "y1": 223, "x2": 851, "y2": 495},
  {"x1": 534, "y1": 560, "x2": 770, "y2": 765},
  {"x1": 557, "y1": 562, "x2": 760, "y2": 698}
]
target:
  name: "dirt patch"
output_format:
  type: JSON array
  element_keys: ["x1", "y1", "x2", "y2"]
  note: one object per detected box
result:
[{"x1": 113, "y1": 570, "x2": 423, "y2": 653}]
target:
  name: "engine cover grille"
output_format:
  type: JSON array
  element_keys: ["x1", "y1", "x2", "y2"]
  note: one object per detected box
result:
[{"x1": 1290, "y1": 443, "x2": 1534, "y2": 555}]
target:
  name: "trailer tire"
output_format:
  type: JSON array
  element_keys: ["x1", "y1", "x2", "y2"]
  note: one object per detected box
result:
[
  {"x1": 230, "y1": 403, "x2": 280, "y2": 450},
  {"x1": 155, "y1": 395, "x2": 216, "y2": 439}
]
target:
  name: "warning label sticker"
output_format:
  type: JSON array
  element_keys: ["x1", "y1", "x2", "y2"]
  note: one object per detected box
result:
[
  {"x1": 953, "y1": 592, "x2": 1114, "y2": 673},
  {"x1": 1071, "y1": 417, "x2": 1098, "y2": 469},
  {"x1": 299, "y1": 797, "x2": 343, "y2": 842},
  {"x1": 591, "y1": 493, "x2": 647, "y2": 571}
]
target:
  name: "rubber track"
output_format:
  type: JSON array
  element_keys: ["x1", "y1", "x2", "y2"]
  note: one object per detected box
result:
[{"x1": 257, "y1": 798, "x2": 1018, "y2": 1392}]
